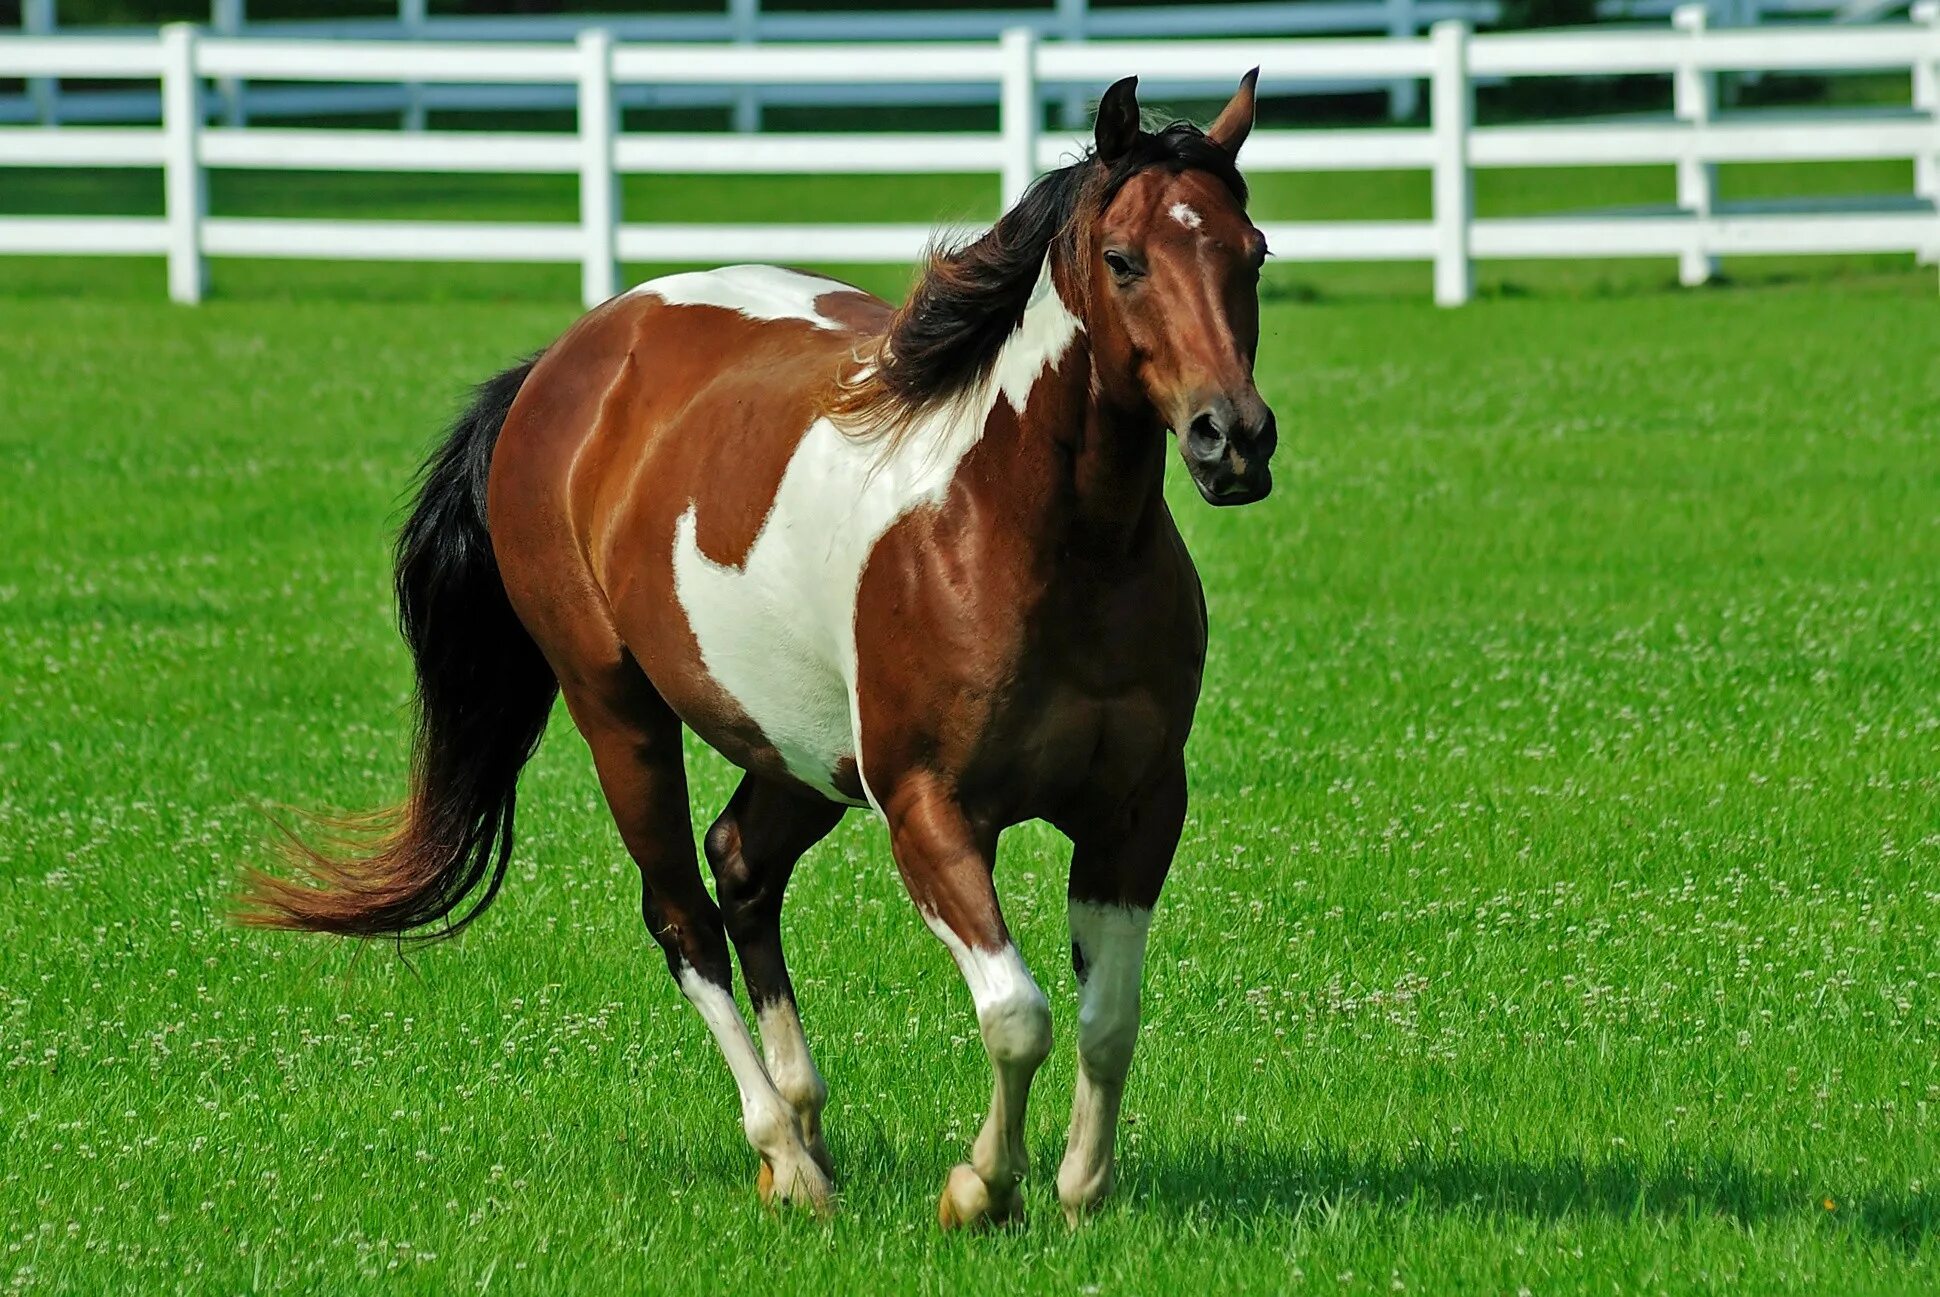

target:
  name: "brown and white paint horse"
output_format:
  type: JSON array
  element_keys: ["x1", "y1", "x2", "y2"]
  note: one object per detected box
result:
[{"x1": 245, "y1": 73, "x2": 1276, "y2": 1228}]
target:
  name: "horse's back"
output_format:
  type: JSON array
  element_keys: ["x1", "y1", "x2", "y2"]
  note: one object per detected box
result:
[{"x1": 488, "y1": 265, "x2": 892, "y2": 801}]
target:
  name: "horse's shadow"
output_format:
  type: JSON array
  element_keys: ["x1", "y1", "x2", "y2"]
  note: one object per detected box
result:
[{"x1": 1120, "y1": 1140, "x2": 1933, "y2": 1250}]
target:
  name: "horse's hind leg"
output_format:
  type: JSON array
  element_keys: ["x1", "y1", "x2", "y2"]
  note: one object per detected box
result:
[
  {"x1": 563, "y1": 677, "x2": 832, "y2": 1213},
  {"x1": 703, "y1": 774, "x2": 846, "y2": 1187}
]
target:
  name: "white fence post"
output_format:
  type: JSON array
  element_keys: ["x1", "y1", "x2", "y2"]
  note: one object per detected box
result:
[
  {"x1": 400, "y1": 0, "x2": 427, "y2": 132},
  {"x1": 730, "y1": 0, "x2": 762, "y2": 133},
  {"x1": 1057, "y1": 0, "x2": 1088, "y2": 129},
  {"x1": 212, "y1": 0, "x2": 246, "y2": 127},
  {"x1": 161, "y1": 23, "x2": 208, "y2": 305},
  {"x1": 999, "y1": 26, "x2": 1039, "y2": 211},
  {"x1": 578, "y1": 28, "x2": 621, "y2": 309},
  {"x1": 1430, "y1": 20, "x2": 1472, "y2": 307},
  {"x1": 1914, "y1": 1, "x2": 1939, "y2": 265},
  {"x1": 24, "y1": 0, "x2": 56, "y2": 127},
  {"x1": 1386, "y1": 0, "x2": 1420, "y2": 121},
  {"x1": 1673, "y1": 4, "x2": 1718, "y2": 286}
]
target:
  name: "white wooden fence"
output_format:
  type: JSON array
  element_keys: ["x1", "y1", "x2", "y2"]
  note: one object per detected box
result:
[
  {"x1": 2, "y1": 7, "x2": 1936, "y2": 307},
  {"x1": 5, "y1": 0, "x2": 1914, "y2": 129}
]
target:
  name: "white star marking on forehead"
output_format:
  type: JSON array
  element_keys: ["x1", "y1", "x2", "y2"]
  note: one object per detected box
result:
[{"x1": 1168, "y1": 202, "x2": 1203, "y2": 231}]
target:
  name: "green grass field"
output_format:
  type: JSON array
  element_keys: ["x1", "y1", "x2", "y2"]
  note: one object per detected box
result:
[{"x1": 4, "y1": 183, "x2": 1940, "y2": 1291}]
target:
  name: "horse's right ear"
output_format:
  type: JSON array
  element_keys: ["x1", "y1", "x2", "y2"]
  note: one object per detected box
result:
[{"x1": 1094, "y1": 76, "x2": 1140, "y2": 163}]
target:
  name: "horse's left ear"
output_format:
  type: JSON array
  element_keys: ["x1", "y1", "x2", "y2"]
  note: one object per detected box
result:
[
  {"x1": 1207, "y1": 68, "x2": 1259, "y2": 156},
  {"x1": 1095, "y1": 76, "x2": 1141, "y2": 163}
]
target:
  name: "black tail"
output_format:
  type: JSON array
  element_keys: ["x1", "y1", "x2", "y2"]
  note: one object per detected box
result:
[{"x1": 241, "y1": 356, "x2": 557, "y2": 942}]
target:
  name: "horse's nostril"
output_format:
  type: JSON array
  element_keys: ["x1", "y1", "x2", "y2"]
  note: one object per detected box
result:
[{"x1": 1186, "y1": 411, "x2": 1226, "y2": 459}]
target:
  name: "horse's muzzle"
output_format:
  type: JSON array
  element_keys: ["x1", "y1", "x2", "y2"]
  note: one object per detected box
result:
[{"x1": 1181, "y1": 396, "x2": 1276, "y2": 507}]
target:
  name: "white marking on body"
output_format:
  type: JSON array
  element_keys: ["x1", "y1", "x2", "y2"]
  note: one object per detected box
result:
[
  {"x1": 631, "y1": 263, "x2": 854, "y2": 330},
  {"x1": 671, "y1": 260, "x2": 1082, "y2": 807},
  {"x1": 1057, "y1": 901, "x2": 1153, "y2": 1218},
  {"x1": 1168, "y1": 202, "x2": 1203, "y2": 231},
  {"x1": 676, "y1": 965, "x2": 825, "y2": 1197}
]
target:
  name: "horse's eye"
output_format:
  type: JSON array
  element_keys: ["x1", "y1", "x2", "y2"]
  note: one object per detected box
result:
[{"x1": 1102, "y1": 249, "x2": 1142, "y2": 282}]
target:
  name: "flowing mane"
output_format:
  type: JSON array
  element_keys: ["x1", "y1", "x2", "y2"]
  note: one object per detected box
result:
[{"x1": 831, "y1": 121, "x2": 1248, "y2": 440}]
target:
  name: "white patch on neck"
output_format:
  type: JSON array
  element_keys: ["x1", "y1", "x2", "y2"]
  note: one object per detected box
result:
[
  {"x1": 1168, "y1": 202, "x2": 1203, "y2": 231},
  {"x1": 630, "y1": 263, "x2": 852, "y2": 330},
  {"x1": 671, "y1": 261, "x2": 1082, "y2": 808}
]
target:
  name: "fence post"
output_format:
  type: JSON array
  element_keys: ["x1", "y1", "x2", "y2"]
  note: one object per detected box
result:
[
  {"x1": 1673, "y1": 4, "x2": 1717, "y2": 286},
  {"x1": 1386, "y1": 0, "x2": 1420, "y2": 121},
  {"x1": 730, "y1": 0, "x2": 761, "y2": 133},
  {"x1": 1056, "y1": 0, "x2": 1088, "y2": 129},
  {"x1": 161, "y1": 23, "x2": 207, "y2": 305},
  {"x1": 1915, "y1": 0, "x2": 1939, "y2": 266},
  {"x1": 400, "y1": 0, "x2": 427, "y2": 131},
  {"x1": 24, "y1": 0, "x2": 57, "y2": 127},
  {"x1": 211, "y1": 0, "x2": 246, "y2": 127},
  {"x1": 1430, "y1": 20, "x2": 1471, "y2": 307},
  {"x1": 999, "y1": 26, "x2": 1039, "y2": 211},
  {"x1": 578, "y1": 28, "x2": 621, "y2": 309}
]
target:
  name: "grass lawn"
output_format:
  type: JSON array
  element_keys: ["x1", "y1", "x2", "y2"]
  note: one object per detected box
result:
[{"x1": 2, "y1": 229, "x2": 1939, "y2": 1289}]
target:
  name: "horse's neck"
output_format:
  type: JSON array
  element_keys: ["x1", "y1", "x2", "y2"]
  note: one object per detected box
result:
[{"x1": 978, "y1": 265, "x2": 1169, "y2": 562}]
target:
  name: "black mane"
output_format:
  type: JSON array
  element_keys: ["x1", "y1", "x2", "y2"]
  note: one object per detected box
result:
[{"x1": 834, "y1": 122, "x2": 1247, "y2": 434}]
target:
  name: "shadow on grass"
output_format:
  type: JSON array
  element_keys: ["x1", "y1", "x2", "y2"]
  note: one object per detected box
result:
[{"x1": 1126, "y1": 1140, "x2": 1934, "y2": 1250}]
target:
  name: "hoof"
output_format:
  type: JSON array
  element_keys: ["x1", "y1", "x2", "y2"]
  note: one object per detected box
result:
[
  {"x1": 1057, "y1": 1171, "x2": 1115, "y2": 1228},
  {"x1": 936, "y1": 1163, "x2": 1024, "y2": 1231},
  {"x1": 758, "y1": 1157, "x2": 835, "y2": 1218}
]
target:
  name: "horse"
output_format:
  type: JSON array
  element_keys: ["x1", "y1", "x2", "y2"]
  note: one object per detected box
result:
[{"x1": 242, "y1": 71, "x2": 1276, "y2": 1228}]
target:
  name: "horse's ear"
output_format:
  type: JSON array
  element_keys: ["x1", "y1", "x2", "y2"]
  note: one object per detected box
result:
[
  {"x1": 1207, "y1": 68, "x2": 1259, "y2": 156},
  {"x1": 1094, "y1": 76, "x2": 1140, "y2": 163}
]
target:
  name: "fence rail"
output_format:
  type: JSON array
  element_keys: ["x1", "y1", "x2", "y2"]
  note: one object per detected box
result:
[
  {"x1": 5, "y1": 0, "x2": 1917, "y2": 130},
  {"x1": 2, "y1": 9, "x2": 1937, "y2": 307}
]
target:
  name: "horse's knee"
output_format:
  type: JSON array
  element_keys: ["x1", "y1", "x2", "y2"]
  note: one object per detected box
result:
[
  {"x1": 702, "y1": 811, "x2": 740, "y2": 873},
  {"x1": 1076, "y1": 1006, "x2": 1138, "y2": 1081},
  {"x1": 980, "y1": 983, "x2": 1052, "y2": 1071}
]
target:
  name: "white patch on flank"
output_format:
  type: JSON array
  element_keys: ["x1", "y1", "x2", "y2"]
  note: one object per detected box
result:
[
  {"x1": 630, "y1": 263, "x2": 853, "y2": 330},
  {"x1": 1168, "y1": 202, "x2": 1203, "y2": 231},
  {"x1": 676, "y1": 965, "x2": 815, "y2": 1171},
  {"x1": 671, "y1": 260, "x2": 1083, "y2": 807}
]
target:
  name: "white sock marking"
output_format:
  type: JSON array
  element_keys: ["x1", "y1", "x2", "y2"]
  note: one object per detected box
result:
[
  {"x1": 922, "y1": 911, "x2": 1052, "y2": 1195},
  {"x1": 755, "y1": 998, "x2": 827, "y2": 1128},
  {"x1": 676, "y1": 965, "x2": 811, "y2": 1167},
  {"x1": 920, "y1": 911, "x2": 1050, "y2": 1043},
  {"x1": 1059, "y1": 902, "x2": 1153, "y2": 1211}
]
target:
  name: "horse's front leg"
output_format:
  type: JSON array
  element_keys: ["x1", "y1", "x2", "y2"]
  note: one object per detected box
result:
[
  {"x1": 882, "y1": 775, "x2": 1052, "y2": 1230},
  {"x1": 1057, "y1": 761, "x2": 1186, "y2": 1224}
]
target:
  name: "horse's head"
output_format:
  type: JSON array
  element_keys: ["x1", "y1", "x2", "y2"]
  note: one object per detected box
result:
[{"x1": 1079, "y1": 74, "x2": 1275, "y2": 506}]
